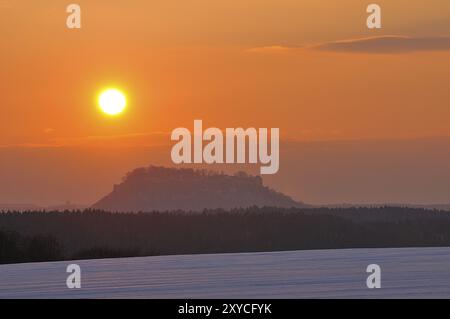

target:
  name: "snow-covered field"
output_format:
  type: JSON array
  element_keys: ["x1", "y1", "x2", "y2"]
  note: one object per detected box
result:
[{"x1": 1, "y1": 247, "x2": 450, "y2": 298}]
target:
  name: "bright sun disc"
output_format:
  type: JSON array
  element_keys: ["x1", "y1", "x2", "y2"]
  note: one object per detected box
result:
[{"x1": 98, "y1": 89, "x2": 127, "y2": 115}]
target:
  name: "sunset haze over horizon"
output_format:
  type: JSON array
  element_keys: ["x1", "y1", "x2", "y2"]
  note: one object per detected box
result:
[{"x1": 1, "y1": 0, "x2": 450, "y2": 206}]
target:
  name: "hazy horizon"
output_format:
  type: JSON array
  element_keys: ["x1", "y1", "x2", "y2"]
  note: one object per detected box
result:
[
  {"x1": 2, "y1": 0, "x2": 450, "y2": 206},
  {"x1": 1, "y1": 134, "x2": 450, "y2": 207}
]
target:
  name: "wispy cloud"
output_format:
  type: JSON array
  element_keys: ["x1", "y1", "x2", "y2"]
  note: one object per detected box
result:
[
  {"x1": 247, "y1": 36, "x2": 450, "y2": 55},
  {"x1": 245, "y1": 45, "x2": 302, "y2": 53},
  {"x1": 0, "y1": 143, "x2": 63, "y2": 149},
  {"x1": 313, "y1": 35, "x2": 450, "y2": 54},
  {"x1": 0, "y1": 132, "x2": 171, "y2": 149}
]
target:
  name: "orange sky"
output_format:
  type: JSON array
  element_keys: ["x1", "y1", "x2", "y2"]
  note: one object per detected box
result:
[{"x1": 1, "y1": 1, "x2": 450, "y2": 205}]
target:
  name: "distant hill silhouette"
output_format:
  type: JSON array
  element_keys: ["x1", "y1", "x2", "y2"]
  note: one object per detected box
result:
[{"x1": 92, "y1": 166, "x2": 308, "y2": 212}]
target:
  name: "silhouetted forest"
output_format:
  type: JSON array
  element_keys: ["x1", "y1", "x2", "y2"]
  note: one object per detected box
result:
[{"x1": 1, "y1": 206, "x2": 450, "y2": 264}]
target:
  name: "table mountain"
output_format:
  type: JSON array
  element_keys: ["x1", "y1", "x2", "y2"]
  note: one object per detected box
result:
[{"x1": 92, "y1": 166, "x2": 307, "y2": 212}]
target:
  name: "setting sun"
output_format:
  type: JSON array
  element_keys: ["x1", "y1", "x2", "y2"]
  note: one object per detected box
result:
[{"x1": 98, "y1": 89, "x2": 127, "y2": 116}]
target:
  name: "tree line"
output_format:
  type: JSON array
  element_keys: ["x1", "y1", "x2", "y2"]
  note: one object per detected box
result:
[{"x1": 1, "y1": 206, "x2": 450, "y2": 264}]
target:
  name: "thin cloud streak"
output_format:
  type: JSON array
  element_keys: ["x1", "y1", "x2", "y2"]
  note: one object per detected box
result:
[
  {"x1": 247, "y1": 36, "x2": 450, "y2": 54},
  {"x1": 0, "y1": 132, "x2": 172, "y2": 149},
  {"x1": 314, "y1": 35, "x2": 450, "y2": 54}
]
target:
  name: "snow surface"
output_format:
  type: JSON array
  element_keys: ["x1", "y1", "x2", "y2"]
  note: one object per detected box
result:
[{"x1": 1, "y1": 247, "x2": 449, "y2": 298}]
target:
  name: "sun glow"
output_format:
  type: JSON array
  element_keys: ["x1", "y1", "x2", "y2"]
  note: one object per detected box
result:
[{"x1": 98, "y1": 89, "x2": 127, "y2": 116}]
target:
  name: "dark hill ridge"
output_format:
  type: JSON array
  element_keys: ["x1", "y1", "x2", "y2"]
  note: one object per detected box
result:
[{"x1": 92, "y1": 166, "x2": 308, "y2": 212}]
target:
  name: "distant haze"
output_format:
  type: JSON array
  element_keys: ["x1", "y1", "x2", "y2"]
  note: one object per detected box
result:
[{"x1": 1, "y1": 136, "x2": 450, "y2": 206}]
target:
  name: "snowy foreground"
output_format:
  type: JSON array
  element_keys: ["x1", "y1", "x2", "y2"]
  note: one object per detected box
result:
[{"x1": 1, "y1": 247, "x2": 450, "y2": 298}]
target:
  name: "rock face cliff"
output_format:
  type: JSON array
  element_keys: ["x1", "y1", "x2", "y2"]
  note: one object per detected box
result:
[{"x1": 92, "y1": 166, "x2": 307, "y2": 212}]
